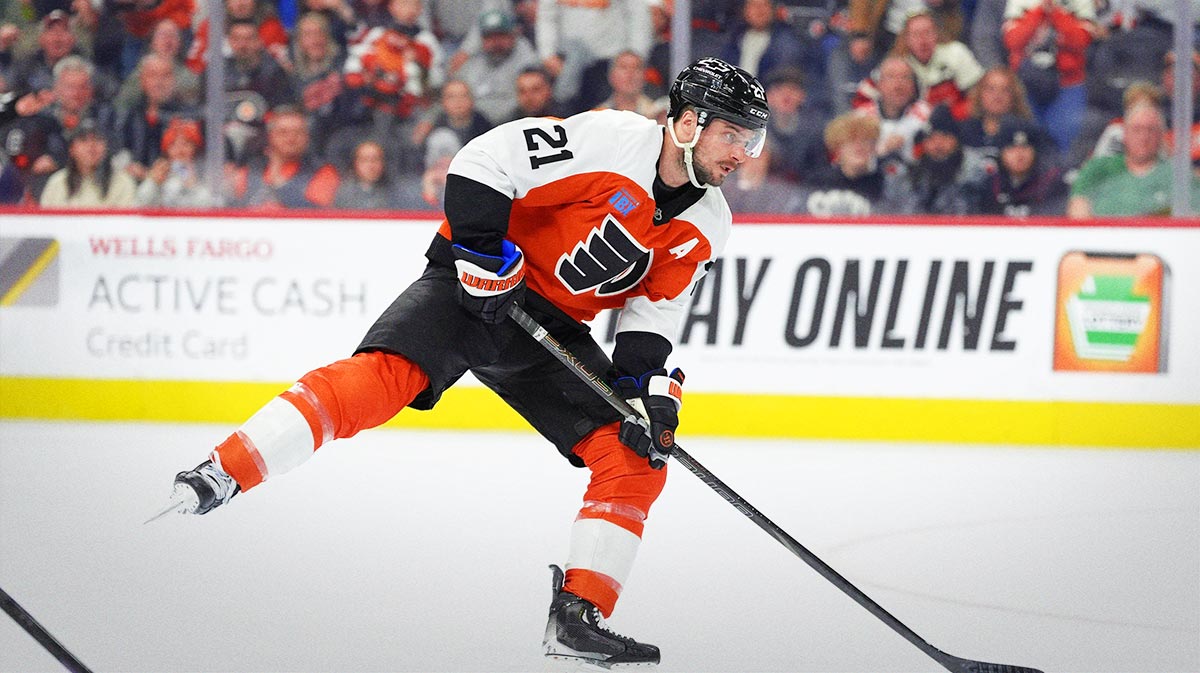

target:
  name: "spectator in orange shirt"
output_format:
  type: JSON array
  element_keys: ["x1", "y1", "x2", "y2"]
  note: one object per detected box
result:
[{"x1": 229, "y1": 105, "x2": 341, "y2": 209}]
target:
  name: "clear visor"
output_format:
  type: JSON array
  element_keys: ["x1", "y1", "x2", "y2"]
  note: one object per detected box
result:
[{"x1": 708, "y1": 124, "x2": 767, "y2": 158}]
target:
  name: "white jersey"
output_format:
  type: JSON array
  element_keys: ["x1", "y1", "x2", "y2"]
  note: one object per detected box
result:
[{"x1": 440, "y1": 109, "x2": 731, "y2": 342}]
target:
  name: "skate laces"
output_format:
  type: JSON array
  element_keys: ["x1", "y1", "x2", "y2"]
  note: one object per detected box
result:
[{"x1": 586, "y1": 605, "x2": 635, "y2": 644}]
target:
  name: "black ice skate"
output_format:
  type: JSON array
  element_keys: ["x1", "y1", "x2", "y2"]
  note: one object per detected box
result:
[
  {"x1": 543, "y1": 565, "x2": 660, "y2": 669},
  {"x1": 172, "y1": 460, "x2": 239, "y2": 515}
]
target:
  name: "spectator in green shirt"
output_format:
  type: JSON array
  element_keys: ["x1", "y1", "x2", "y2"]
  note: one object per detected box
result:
[{"x1": 1068, "y1": 102, "x2": 1200, "y2": 217}]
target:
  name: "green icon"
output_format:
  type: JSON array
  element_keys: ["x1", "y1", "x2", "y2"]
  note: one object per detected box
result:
[{"x1": 1065, "y1": 274, "x2": 1150, "y2": 362}]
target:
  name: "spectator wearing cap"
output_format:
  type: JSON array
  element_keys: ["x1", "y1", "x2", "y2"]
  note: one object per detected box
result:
[
  {"x1": 7, "y1": 10, "x2": 85, "y2": 95},
  {"x1": 1002, "y1": 0, "x2": 1095, "y2": 154},
  {"x1": 855, "y1": 10, "x2": 983, "y2": 121},
  {"x1": 854, "y1": 55, "x2": 931, "y2": 170},
  {"x1": 453, "y1": 8, "x2": 539, "y2": 125},
  {"x1": 429, "y1": 0, "x2": 518, "y2": 61},
  {"x1": 229, "y1": 105, "x2": 342, "y2": 209},
  {"x1": 907, "y1": 104, "x2": 984, "y2": 214},
  {"x1": 504, "y1": 65, "x2": 570, "y2": 122},
  {"x1": 332, "y1": 139, "x2": 405, "y2": 209},
  {"x1": 113, "y1": 53, "x2": 200, "y2": 182},
  {"x1": 806, "y1": 111, "x2": 911, "y2": 216},
  {"x1": 1068, "y1": 103, "x2": 1200, "y2": 217},
  {"x1": 975, "y1": 115, "x2": 1066, "y2": 215},
  {"x1": 760, "y1": 66, "x2": 828, "y2": 184},
  {"x1": 39, "y1": 119, "x2": 136, "y2": 208},
  {"x1": 135, "y1": 117, "x2": 219, "y2": 208},
  {"x1": 594, "y1": 51, "x2": 668, "y2": 122}
]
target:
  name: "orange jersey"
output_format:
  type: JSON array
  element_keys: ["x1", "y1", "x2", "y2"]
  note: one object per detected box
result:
[{"x1": 440, "y1": 110, "x2": 731, "y2": 342}]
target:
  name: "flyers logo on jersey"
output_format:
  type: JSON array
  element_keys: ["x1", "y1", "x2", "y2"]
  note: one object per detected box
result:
[{"x1": 556, "y1": 215, "x2": 652, "y2": 297}]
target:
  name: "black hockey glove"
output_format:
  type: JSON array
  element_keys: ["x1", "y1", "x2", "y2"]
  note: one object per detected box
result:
[
  {"x1": 451, "y1": 240, "x2": 526, "y2": 324},
  {"x1": 612, "y1": 368, "x2": 685, "y2": 469}
]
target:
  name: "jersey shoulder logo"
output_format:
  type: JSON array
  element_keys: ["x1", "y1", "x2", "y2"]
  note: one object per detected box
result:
[
  {"x1": 608, "y1": 189, "x2": 640, "y2": 218},
  {"x1": 555, "y1": 215, "x2": 652, "y2": 297}
]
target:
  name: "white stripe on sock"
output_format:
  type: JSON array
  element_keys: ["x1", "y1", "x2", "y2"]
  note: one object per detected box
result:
[
  {"x1": 565, "y1": 518, "x2": 641, "y2": 592},
  {"x1": 239, "y1": 396, "x2": 315, "y2": 479}
]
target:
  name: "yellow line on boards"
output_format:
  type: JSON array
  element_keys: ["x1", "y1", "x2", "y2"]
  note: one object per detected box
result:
[
  {"x1": 0, "y1": 239, "x2": 59, "y2": 306},
  {"x1": 0, "y1": 377, "x2": 1196, "y2": 449}
]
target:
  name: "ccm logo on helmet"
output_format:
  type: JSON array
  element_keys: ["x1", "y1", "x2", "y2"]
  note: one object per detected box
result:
[{"x1": 748, "y1": 108, "x2": 769, "y2": 119}]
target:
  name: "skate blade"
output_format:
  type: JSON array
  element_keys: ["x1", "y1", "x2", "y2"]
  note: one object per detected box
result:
[
  {"x1": 545, "y1": 653, "x2": 658, "y2": 670},
  {"x1": 544, "y1": 644, "x2": 658, "y2": 671},
  {"x1": 143, "y1": 489, "x2": 194, "y2": 524}
]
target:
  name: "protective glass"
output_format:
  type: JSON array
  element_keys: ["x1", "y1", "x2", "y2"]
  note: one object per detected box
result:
[{"x1": 708, "y1": 123, "x2": 767, "y2": 159}]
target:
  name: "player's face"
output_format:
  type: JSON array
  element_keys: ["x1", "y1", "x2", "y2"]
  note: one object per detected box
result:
[{"x1": 692, "y1": 118, "x2": 756, "y2": 186}]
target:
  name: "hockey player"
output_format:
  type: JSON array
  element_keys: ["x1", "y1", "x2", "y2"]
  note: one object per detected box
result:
[{"x1": 163, "y1": 57, "x2": 769, "y2": 668}]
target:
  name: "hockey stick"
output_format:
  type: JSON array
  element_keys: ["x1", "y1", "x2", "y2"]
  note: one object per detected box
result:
[
  {"x1": 508, "y1": 303, "x2": 1043, "y2": 673},
  {"x1": 0, "y1": 585, "x2": 94, "y2": 673}
]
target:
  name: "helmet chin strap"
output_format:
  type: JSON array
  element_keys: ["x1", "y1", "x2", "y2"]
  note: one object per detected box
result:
[{"x1": 666, "y1": 117, "x2": 711, "y2": 189}]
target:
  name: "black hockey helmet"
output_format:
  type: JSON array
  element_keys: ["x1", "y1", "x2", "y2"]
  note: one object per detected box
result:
[{"x1": 669, "y1": 58, "x2": 771, "y2": 133}]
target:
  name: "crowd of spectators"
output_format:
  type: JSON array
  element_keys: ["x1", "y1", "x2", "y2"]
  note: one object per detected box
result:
[{"x1": 1, "y1": 0, "x2": 1197, "y2": 217}]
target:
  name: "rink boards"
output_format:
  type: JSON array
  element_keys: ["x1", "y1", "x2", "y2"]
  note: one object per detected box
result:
[{"x1": 0, "y1": 210, "x2": 1197, "y2": 448}]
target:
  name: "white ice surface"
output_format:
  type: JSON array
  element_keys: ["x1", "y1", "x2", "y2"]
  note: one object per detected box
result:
[{"x1": 1, "y1": 420, "x2": 1197, "y2": 673}]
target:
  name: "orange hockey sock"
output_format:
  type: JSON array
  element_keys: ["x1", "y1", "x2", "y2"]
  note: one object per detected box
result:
[
  {"x1": 562, "y1": 423, "x2": 667, "y2": 617},
  {"x1": 214, "y1": 351, "x2": 429, "y2": 491}
]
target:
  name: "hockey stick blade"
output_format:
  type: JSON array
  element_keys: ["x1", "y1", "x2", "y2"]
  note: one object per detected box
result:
[
  {"x1": 507, "y1": 303, "x2": 1045, "y2": 673},
  {"x1": 946, "y1": 658, "x2": 1044, "y2": 673},
  {"x1": 0, "y1": 585, "x2": 94, "y2": 673}
]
